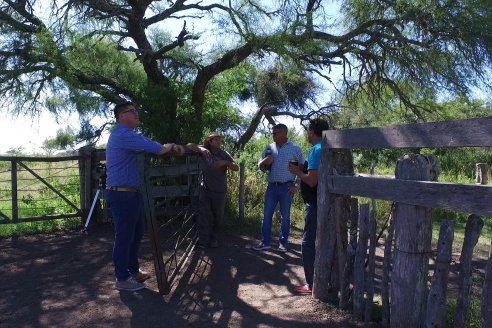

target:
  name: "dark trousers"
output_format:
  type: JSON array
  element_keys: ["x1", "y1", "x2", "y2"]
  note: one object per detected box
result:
[
  {"x1": 106, "y1": 190, "x2": 145, "y2": 281},
  {"x1": 302, "y1": 202, "x2": 317, "y2": 288},
  {"x1": 197, "y1": 186, "x2": 227, "y2": 244}
]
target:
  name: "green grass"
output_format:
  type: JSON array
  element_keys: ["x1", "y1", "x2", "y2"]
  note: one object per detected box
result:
[{"x1": 0, "y1": 218, "x2": 82, "y2": 238}]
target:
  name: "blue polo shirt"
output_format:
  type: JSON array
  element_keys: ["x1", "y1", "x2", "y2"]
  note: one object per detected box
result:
[{"x1": 106, "y1": 123, "x2": 162, "y2": 189}]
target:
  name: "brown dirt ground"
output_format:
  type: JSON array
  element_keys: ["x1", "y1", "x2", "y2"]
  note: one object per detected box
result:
[{"x1": 0, "y1": 224, "x2": 371, "y2": 328}]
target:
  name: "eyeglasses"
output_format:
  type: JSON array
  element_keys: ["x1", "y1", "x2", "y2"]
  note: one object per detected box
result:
[{"x1": 120, "y1": 108, "x2": 138, "y2": 115}]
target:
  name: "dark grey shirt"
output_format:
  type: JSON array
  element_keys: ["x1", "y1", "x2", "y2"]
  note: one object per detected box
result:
[{"x1": 199, "y1": 146, "x2": 234, "y2": 193}]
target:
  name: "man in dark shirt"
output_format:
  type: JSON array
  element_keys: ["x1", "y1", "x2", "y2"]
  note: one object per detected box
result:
[
  {"x1": 288, "y1": 118, "x2": 330, "y2": 293},
  {"x1": 188, "y1": 132, "x2": 239, "y2": 248},
  {"x1": 106, "y1": 101, "x2": 185, "y2": 292}
]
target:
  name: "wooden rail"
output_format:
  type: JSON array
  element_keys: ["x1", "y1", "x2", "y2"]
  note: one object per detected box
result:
[{"x1": 315, "y1": 115, "x2": 492, "y2": 326}]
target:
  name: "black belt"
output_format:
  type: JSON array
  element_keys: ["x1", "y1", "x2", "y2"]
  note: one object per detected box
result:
[
  {"x1": 107, "y1": 186, "x2": 139, "y2": 192},
  {"x1": 269, "y1": 181, "x2": 294, "y2": 185}
]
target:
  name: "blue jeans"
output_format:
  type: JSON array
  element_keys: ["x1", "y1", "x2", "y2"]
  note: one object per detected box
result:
[
  {"x1": 302, "y1": 202, "x2": 317, "y2": 288},
  {"x1": 261, "y1": 183, "x2": 294, "y2": 246},
  {"x1": 106, "y1": 190, "x2": 145, "y2": 281}
]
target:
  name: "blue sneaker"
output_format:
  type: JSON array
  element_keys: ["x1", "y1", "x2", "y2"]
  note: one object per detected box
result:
[{"x1": 252, "y1": 242, "x2": 271, "y2": 251}]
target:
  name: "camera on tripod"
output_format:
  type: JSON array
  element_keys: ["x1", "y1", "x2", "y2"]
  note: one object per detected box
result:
[
  {"x1": 95, "y1": 163, "x2": 107, "y2": 189},
  {"x1": 82, "y1": 162, "x2": 107, "y2": 233}
]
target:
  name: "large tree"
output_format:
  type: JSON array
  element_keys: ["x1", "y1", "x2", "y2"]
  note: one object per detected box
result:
[{"x1": 1, "y1": 0, "x2": 491, "y2": 145}]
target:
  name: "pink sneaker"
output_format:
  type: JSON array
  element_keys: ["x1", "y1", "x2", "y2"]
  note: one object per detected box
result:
[{"x1": 294, "y1": 284, "x2": 312, "y2": 294}]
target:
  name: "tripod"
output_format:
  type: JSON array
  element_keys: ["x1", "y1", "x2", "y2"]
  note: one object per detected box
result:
[{"x1": 82, "y1": 163, "x2": 106, "y2": 233}]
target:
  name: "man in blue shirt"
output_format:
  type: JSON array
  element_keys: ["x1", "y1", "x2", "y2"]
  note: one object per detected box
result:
[
  {"x1": 106, "y1": 101, "x2": 185, "y2": 292},
  {"x1": 288, "y1": 118, "x2": 330, "y2": 293},
  {"x1": 253, "y1": 123, "x2": 304, "y2": 252}
]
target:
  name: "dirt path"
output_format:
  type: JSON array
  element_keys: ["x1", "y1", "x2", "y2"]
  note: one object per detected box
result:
[{"x1": 0, "y1": 225, "x2": 366, "y2": 328}]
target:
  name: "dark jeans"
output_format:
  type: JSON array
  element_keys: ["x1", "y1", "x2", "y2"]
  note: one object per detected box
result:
[
  {"x1": 302, "y1": 202, "x2": 317, "y2": 288},
  {"x1": 106, "y1": 190, "x2": 145, "y2": 281},
  {"x1": 198, "y1": 186, "x2": 227, "y2": 244}
]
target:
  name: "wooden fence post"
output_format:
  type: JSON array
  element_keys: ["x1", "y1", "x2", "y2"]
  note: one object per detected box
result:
[
  {"x1": 78, "y1": 146, "x2": 94, "y2": 224},
  {"x1": 313, "y1": 143, "x2": 354, "y2": 302},
  {"x1": 340, "y1": 197, "x2": 359, "y2": 309},
  {"x1": 365, "y1": 201, "x2": 377, "y2": 324},
  {"x1": 335, "y1": 196, "x2": 349, "y2": 308},
  {"x1": 475, "y1": 163, "x2": 488, "y2": 185},
  {"x1": 239, "y1": 162, "x2": 245, "y2": 221},
  {"x1": 353, "y1": 203, "x2": 369, "y2": 320},
  {"x1": 454, "y1": 214, "x2": 484, "y2": 328},
  {"x1": 313, "y1": 143, "x2": 337, "y2": 302},
  {"x1": 391, "y1": 154, "x2": 440, "y2": 328},
  {"x1": 425, "y1": 219, "x2": 454, "y2": 328},
  {"x1": 381, "y1": 207, "x2": 396, "y2": 328},
  {"x1": 482, "y1": 230, "x2": 492, "y2": 327}
]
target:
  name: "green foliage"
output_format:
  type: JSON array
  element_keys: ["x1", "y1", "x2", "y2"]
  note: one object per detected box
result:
[
  {"x1": 252, "y1": 62, "x2": 317, "y2": 111},
  {"x1": 42, "y1": 127, "x2": 78, "y2": 152}
]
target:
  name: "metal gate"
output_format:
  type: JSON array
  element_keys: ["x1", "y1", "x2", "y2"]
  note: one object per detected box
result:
[
  {"x1": 0, "y1": 155, "x2": 82, "y2": 223},
  {"x1": 138, "y1": 152, "x2": 200, "y2": 295}
]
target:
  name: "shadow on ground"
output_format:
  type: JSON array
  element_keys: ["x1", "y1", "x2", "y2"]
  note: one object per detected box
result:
[{"x1": 0, "y1": 224, "x2": 366, "y2": 327}]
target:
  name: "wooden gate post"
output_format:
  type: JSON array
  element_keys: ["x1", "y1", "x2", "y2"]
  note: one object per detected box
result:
[
  {"x1": 78, "y1": 146, "x2": 94, "y2": 224},
  {"x1": 313, "y1": 140, "x2": 354, "y2": 302},
  {"x1": 391, "y1": 154, "x2": 440, "y2": 328},
  {"x1": 475, "y1": 163, "x2": 489, "y2": 185}
]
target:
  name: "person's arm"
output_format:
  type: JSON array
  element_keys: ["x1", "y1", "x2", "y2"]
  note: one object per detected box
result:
[
  {"x1": 157, "y1": 143, "x2": 173, "y2": 155},
  {"x1": 157, "y1": 143, "x2": 186, "y2": 156},
  {"x1": 289, "y1": 165, "x2": 318, "y2": 187},
  {"x1": 258, "y1": 147, "x2": 273, "y2": 169},
  {"x1": 186, "y1": 143, "x2": 211, "y2": 157},
  {"x1": 214, "y1": 160, "x2": 239, "y2": 171}
]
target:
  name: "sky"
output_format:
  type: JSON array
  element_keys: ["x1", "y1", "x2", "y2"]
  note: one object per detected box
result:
[{"x1": 0, "y1": 112, "x2": 109, "y2": 154}]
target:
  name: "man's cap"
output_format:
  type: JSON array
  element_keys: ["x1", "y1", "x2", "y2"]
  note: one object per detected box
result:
[{"x1": 206, "y1": 132, "x2": 223, "y2": 142}]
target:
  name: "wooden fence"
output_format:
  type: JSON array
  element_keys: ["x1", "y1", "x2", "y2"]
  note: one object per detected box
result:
[{"x1": 314, "y1": 116, "x2": 492, "y2": 327}]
